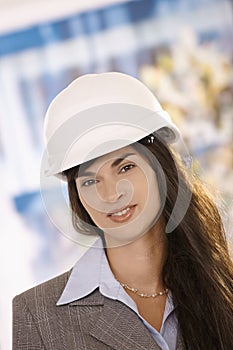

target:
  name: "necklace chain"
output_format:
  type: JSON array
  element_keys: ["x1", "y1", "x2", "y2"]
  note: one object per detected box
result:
[{"x1": 118, "y1": 280, "x2": 169, "y2": 298}]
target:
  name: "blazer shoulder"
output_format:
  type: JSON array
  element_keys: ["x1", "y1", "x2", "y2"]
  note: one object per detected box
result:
[{"x1": 13, "y1": 269, "x2": 72, "y2": 309}]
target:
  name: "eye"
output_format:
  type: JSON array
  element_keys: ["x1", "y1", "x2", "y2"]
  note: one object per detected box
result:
[
  {"x1": 119, "y1": 163, "x2": 135, "y2": 173},
  {"x1": 81, "y1": 179, "x2": 98, "y2": 187}
]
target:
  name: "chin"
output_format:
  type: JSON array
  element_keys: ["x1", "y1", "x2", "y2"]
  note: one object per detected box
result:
[{"x1": 103, "y1": 227, "x2": 149, "y2": 247}]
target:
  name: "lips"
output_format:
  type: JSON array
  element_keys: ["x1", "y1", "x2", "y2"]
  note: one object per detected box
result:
[{"x1": 107, "y1": 205, "x2": 136, "y2": 223}]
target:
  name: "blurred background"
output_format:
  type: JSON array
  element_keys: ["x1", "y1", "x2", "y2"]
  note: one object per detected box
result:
[{"x1": 0, "y1": 0, "x2": 232, "y2": 348}]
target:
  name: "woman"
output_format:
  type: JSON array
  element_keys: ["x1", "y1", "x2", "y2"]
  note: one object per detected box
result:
[{"x1": 13, "y1": 72, "x2": 233, "y2": 350}]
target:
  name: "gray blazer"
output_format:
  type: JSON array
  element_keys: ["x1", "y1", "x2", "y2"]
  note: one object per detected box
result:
[{"x1": 13, "y1": 271, "x2": 185, "y2": 350}]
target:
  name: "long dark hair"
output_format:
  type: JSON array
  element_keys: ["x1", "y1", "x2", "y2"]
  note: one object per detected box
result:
[{"x1": 63, "y1": 134, "x2": 233, "y2": 349}]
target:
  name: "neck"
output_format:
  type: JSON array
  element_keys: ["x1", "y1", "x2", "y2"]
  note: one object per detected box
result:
[{"x1": 105, "y1": 219, "x2": 167, "y2": 292}]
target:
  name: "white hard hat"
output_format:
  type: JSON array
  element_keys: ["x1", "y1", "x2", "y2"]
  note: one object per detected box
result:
[{"x1": 43, "y1": 72, "x2": 181, "y2": 178}]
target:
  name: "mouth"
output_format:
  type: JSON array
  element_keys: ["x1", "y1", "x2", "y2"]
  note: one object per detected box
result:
[{"x1": 107, "y1": 205, "x2": 136, "y2": 223}]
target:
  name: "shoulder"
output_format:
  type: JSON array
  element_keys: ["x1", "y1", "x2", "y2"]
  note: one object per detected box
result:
[{"x1": 13, "y1": 269, "x2": 72, "y2": 311}]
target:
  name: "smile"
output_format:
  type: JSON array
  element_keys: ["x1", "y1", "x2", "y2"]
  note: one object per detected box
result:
[
  {"x1": 107, "y1": 205, "x2": 136, "y2": 223},
  {"x1": 111, "y1": 207, "x2": 130, "y2": 216}
]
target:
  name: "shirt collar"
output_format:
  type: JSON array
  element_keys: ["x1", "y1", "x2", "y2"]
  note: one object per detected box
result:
[
  {"x1": 57, "y1": 237, "x2": 175, "y2": 322},
  {"x1": 57, "y1": 238, "x2": 103, "y2": 305},
  {"x1": 57, "y1": 238, "x2": 125, "y2": 305}
]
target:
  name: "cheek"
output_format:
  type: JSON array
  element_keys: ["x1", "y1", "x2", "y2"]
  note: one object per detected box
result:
[
  {"x1": 78, "y1": 190, "x2": 104, "y2": 225},
  {"x1": 131, "y1": 171, "x2": 150, "y2": 201},
  {"x1": 77, "y1": 186, "x2": 94, "y2": 217},
  {"x1": 141, "y1": 170, "x2": 160, "y2": 207}
]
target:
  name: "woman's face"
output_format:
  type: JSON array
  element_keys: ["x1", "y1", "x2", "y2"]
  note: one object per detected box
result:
[{"x1": 75, "y1": 145, "x2": 162, "y2": 245}]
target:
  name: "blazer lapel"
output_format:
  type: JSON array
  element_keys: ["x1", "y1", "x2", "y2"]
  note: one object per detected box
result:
[{"x1": 70, "y1": 290, "x2": 162, "y2": 350}]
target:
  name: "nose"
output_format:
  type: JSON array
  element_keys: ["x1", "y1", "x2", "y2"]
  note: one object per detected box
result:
[{"x1": 100, "y1": 178, "x2": 123, "y2": 203}]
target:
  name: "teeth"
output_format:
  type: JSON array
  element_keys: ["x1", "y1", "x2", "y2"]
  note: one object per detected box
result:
[{"x1": 111, "y1": 207, "x2": 130, "y2": 217}]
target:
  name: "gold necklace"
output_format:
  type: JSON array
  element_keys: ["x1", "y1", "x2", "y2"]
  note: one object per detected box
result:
[{"x1": 117, "y1": 280, "x2": 169, "y2": 298}]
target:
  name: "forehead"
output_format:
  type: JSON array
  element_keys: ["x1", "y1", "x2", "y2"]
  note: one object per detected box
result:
[{"x1": 80, "y1": 145, "x2": 139, "y2": 172}]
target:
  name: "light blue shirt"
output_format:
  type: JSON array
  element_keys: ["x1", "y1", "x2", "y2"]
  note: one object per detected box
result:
[{"x1": 57, "y1": 238, "x2": 178, "y2": 350}]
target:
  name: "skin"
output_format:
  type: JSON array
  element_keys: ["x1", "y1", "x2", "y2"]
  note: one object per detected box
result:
[
  {"x1": 75, "y1": 145, "x2": 164, "y2": 245},
  {"x1": 75, "y1": 145, "x2": 168, "y2": 331}
]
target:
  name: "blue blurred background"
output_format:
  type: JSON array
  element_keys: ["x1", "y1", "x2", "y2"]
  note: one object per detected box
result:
[{"x1": 0, "y1": 0, "x2": 232, "y2": 348}]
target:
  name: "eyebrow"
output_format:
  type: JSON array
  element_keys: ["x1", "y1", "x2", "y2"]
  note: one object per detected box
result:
[
  {"x1": 78, "y1": 152, "x2": 135, "y2": 177},
  {"x1": 111, "y1": 152, "x2": 135, "y2": 168}
]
